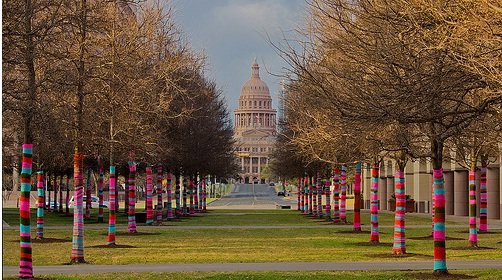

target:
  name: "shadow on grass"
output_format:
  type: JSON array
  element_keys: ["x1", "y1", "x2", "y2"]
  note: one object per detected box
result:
[
  {"x1": 478, "y1": 231, "x2": 501, "y2": 235},
  {"x1": 32, "y1": 237, "x2": 72, "y2": 244},
  {"x1": 448, "y1": 246, "x2": 495, "y2": 250},
  {"x1": 366, "y1": 252, "x2": 432, "y2": 259},
  {"x1": 336, "y1": 229, "x2": 371, "y2": 234},
  {"x1": 3, "y1": 277, "x2": 55, "y2": 280},
  {"x1": 457, "y1": 230, "x2": 501, "y2": 235},
  {"x1": 103, "y1": 231, "x2": 161, "y2": 236},
  {"x1": 406, "y1": 272, "x2": 476, "y2": 279},
  {"x1": 408, "y1": 235, "x2": 465, "y2": 241},
  {"x1": 10, "y1": 237, "x2": 71, "y2": 244},
  {"x1": 88, "y1": 244, "x2": 137, "y2": 249},
  {"x1": 352, "y1": 242, "x2": 393, "y2": 246}
]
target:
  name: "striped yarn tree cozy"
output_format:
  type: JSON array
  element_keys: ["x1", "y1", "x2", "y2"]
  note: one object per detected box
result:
[
  {"x1": 156, "y1": 165, "x2": 163, "y2": 223},
  {"x1": 353, "y1": 162, "x2": 362, "y2": 232},
  {"x1": 479, "y1": 167, "x2": 488, "y2": 232},
  {"x1": 392, "y1": 170, "x2": 406, "y2": 254},
  {"x1": 468, "y1": 170, "x2": 478, "y2": 247},
  {"x1": 36, "y1": 171, "x2": 45, "y2": 239},
  {"x1": 98, "y1": 157, "x2": 104, "y2": 222},
  {"x1": 146, "y1": 167, "x2": 154, "y2": 225},
  {"x1": 370, "y1": 165, "x2": 380, "y2": 243},
  {"x1": 71, "y1": 152, "x2": 85, "y2": 263},
  {"x1": 340, "y1": 164, "x2": 347, "y2": 223},
  {"x1": 433, "y1": 168, "x2": 447, "y2": 274},
  {"x1": 19, "y1": 144, "x2": 34, "y2": 278},
  {"x1": 107, "y1": 166, "x2": 117, "y2": 245},
  {"x1": 166, "y1": 173, "x2": 174, "y2": 219},
  {"x1": 332, "y1": 168, "x2": 340, "y2": 224},
  {"x1": 127, "y1": 161, "x2": 137, "y2": 233}
]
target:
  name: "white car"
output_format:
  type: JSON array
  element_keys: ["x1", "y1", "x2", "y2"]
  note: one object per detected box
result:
[{"x1": 69, "y1": 195, "x2": 109, "y2": 208}]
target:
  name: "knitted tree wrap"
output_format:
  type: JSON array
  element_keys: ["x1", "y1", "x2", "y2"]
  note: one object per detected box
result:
[{"x1": 19, "y1": 144, "x2": 34, "y2": 278}]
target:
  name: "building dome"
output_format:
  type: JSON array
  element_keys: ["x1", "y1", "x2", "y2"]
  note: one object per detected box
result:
[
  {"x1": 233, "y1": 58, "x2": 277, "y2": 184},
  {"x1": 240, "y1": 59, "x2": 270, "y2": 96}
]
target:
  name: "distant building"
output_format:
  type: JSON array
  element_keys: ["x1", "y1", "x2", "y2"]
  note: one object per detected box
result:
[{"x1": 234, "y1": 59, "x2": 277, "y2": 183}]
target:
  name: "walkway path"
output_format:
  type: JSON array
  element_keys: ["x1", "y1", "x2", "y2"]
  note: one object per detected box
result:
[{"x1": 3, "y1": 260, "x2": 502, "y2": 275}]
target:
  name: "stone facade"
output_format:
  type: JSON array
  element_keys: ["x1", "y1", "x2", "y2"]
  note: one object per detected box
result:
[
  {"x1": 234, "y1": 59, "x2": 277, "y2": 183},
  {"x1": 360, "y1": 149, "x2": 501, "y2": 221}
]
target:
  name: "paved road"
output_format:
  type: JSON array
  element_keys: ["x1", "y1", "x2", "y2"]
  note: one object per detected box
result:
[
  {"x1": 209, "y1": 183, "x2": 296, "y2": 209},
  {"x1": 3, "y1": 260, "x2": 502, "y2": 275}
]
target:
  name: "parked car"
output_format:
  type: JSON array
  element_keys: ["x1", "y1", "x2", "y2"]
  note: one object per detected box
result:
[{"x1": 69, "y1": 195, "x2": 109, "y2": 208}]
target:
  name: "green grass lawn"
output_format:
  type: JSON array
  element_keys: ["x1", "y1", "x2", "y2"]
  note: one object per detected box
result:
[
  {"x1": 2, "y1": 209, "x2": 501, "y2": 266},
  {"x1": 1, "y1": 207, "x2": 463, "y2": 227},
  {"x1": 3, "y1": 270, "x2": 502, "y2": 280}
]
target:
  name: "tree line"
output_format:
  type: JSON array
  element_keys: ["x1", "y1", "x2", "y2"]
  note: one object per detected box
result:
[
  {"x1": 271, "y1": 0, "x2": 501, "y2": 275},
  {"x1": 3, "y1": 0, "x2": 237, "y2": 181}
]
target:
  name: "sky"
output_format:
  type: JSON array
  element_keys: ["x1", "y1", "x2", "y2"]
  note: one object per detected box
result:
[{"x1": 172, "y1": 0, "x2": 307, "y2": 119}]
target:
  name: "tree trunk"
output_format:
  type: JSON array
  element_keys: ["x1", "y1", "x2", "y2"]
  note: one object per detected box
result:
[
  {"x1": 392, "y1": 168, "x2": 406, "y2": 254},
  {"x1": 146, "y1": 166, "x2": 154, "y2": 225},
  {"x1": 202, "y1": 177, "x2": 207, "y2": 212},
  {"x1": 156, "y1": 165, "x2": 163, "y2": 222},
  {"x1": 98, "y1": 157, "x2": 104, "y2": 222},
  {"x1": 36, "y1": 171, "x2": 45, "y2": 239},
  {"x1": 340, "y1": 164, "x2": 348, "y2": 223},
  {"x1": 370, "y1": 163, "x2": 380, "y2": 243},
  {"x1": 59, "y1": 176, "x2": 63, "y2": 213},
  {"x1": 85, "y1": 169, "x2": 92, "y2": 219},
  {"x1": 479, "y1": 154, "x2": 488, "y2": 232},
  {"x1": 53, "y1": 175, "x2": 58, "y2": 212},
  {"x1": 317, "y1": 174, "x2": 323, "y2": 218},
  {"x1": 431, "y1": 138, "x2": 447, "y2": 275},
  {"x1": 296, "y1": 177, "x2": 302, "y2": 211},
  {"x1": 65, "y1": 176, "x2": 70, "y2": 216},
  {"x1": 19, "y1": 144, "x2": 34, "y2": 278},
  {"x1": 127, "y1": 161, "x2": 137, "y2": 233},
  {"x1": 193, "y1": 176, "x2": 200, "y2": 212},
  {"x1": 124, "y1": 166, "x2": 129, "y2": 214},
  {"x1": 325, "y1": 178, "x2": 332, "y2": 219},
  {"x1": 189, "y1": 179, "x2": 195, "y2": 215},
  {"x1": 182, "y1": 177, "x2": 188, "y2": 216},
  {"x1": 312, "y1": 175, "x2": 317, "y2": 217},
  {"x1": 175, "y1": 174, "x2": 181, "y2": 217},
  {"x1": 107, "y1": 166, "x2": 117, "y2": 245},
  {"x1": 468, "y1": 169, "x2": 478, "y2": 247},
  {"x1": 298, "y1": 177, "x2": 303, "y2": 212},
  {"x1": 353, "y1": 162, "x2": 362, "y2": 232},
  {"x1": 332, "y1": 168, "x2": 340, "y2": 223},
  {"x1": 303, "y1": 175, "x2": 308, "y2": 214},
  {"x1": 70, "y1": 152, "x2": 85, "y2": 263},
  {"x1": 166, "y1": 173, "x2": 174, "y2": 220},
  {"x1": 47, "y1": 174, "x2": 51, "y2": 211}
]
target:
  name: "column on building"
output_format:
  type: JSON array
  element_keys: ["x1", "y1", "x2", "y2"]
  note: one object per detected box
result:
[
  {"x1": 453, "y1": 169, "x2": 469, "y2": 216},
  {"x1": 362, "y1": 163, "x2": 371, "y2": 209},
  {"x1": 241, "y1": 157, "x2": 245, "y2": 173},
  {"x1": 444, "y1": 170, "x2": 455, "y2": 215},
  {"x1": 442, "y1": 153, "x2": 454, "y2": 215},
  {"x1": 491, "y1": 146, "x2": 502, "y2": 220},
  {"x1": 413, "y1": 159, "x2": 431, "y2": 213},
  {"x1": 379, "y1": 162, "x2": 387, "y2": 210},
  {"x1": 386, "y1": 161, "x2": 395, "y2": 210},
  {"x1": 404, "y1": 162, "x2": 414, "y2": 211},
  {"x1": 258, "y1": 156, "x2": 261, "y2": 176},
  {"x1": 249, "y1": 157, "x2": 252, "y2": 174}
]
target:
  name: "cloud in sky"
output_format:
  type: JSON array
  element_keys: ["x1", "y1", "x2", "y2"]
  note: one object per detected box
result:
[{"x1": 172, "y1": 0, "x2": 305, "y2": 117}]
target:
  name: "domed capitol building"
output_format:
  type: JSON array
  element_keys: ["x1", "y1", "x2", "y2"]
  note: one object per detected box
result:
[{"x1": 234, "y1": 59, "x2": 277, "y2": 183}]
